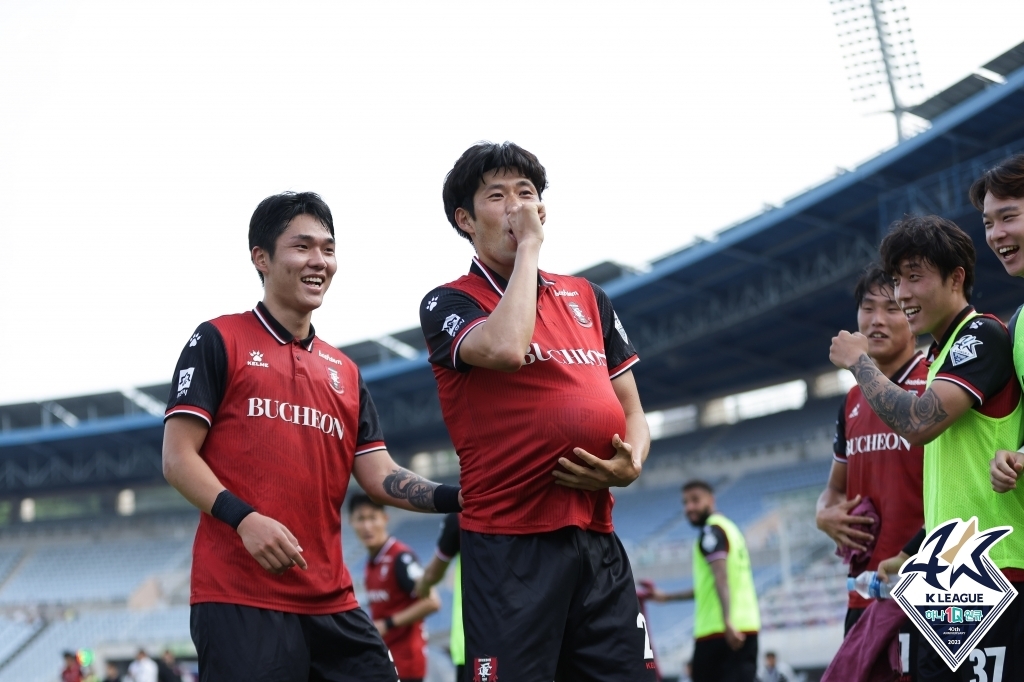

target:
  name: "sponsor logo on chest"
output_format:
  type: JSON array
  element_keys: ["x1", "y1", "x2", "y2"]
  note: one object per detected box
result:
[
  {"x1": 246, "y1": 398, "x2": 344, "y2": 439},
  {"x1": 523, "y1": 342, "x2": 606, "y2": 367}
]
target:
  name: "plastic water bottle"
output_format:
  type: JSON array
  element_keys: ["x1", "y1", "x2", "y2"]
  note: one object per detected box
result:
[{"x1": 847, "y1": 571, "x2": 892, "y2": 599}]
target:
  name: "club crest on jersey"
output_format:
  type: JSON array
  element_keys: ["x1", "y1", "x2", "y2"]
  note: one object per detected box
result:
[
  {"x1": 949, "y1": 335, "x2": 982, "y2": 366},
  {"x1": 891, "y1": 517, "x2": 1016, "y2": 671},
  {"x1": 566, "y1": 301, "x2": 592, "y2": 328},
  {"x1": 326, "y1": 366, "x2": 344, "y2": 394},
  {"x1": 473, "y1": 657, "x2": 498, "y2": 682}
]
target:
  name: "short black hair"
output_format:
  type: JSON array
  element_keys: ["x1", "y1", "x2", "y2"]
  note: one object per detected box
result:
[
  {"x1": 682, "y1": 479, "x2": 713, "y2": 494},
  {"x1": 970, "y1": 154, "x2": 1024, "y2": 210},
  {"x1": 347, "y1": 493, "x2": 383, "y2": 515},
  {"x1": 879, "y1": 215, "x2": 976, "y2": 301},
  {"x1": 853, "y1": 262, "x2": 895, "y2": 309},
  {"x1": 248, "y1": 192, "x2": 335, "y2": 284},
  {"x1": 442, "y1": 142, "x2": 548, "y2": 244}
]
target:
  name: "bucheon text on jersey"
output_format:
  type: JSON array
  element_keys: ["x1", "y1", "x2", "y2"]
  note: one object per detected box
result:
[{"x1": 246, "y1": 397, "x2": 345, "y2": 439}]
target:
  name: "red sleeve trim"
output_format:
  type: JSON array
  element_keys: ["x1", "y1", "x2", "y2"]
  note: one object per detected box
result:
[
  {"x1": 164, "y1": 406, "x2": 212, "y2": 427},
  {"x1": 451, "y1": 317, "x2": 488, "y2": 366},
  {"x1": 609, "y1": 355, "x2": 640, "y2": 379},
  {"x1": 435, "y1": 548, "x2": 455, "y2": 562},
  {"x1": 705, "y1": 551, "x2": 728, "y2": 563},
  {"x1": 833, "y1": 453, "x2": 848, "y2": 464},
  {"x1": 354, "y1": 441, "x2": 386, "y2": 456},
  {"x1": 933, "y1": 374, "x2": 985, "y2": 404}
]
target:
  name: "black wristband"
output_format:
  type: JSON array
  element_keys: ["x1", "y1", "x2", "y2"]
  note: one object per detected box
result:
[
  {"x1": 902, "y1": 527, "x2": 926, "y2": 557},
  {"x1": 211, "y1": 490, "x2": 256, "y2": 530},
  {"x1": 434, "y1": 484, "x2": 462, "y2": 513},
  {"x1": 384, "y1": 616, "x2": 395, "y2": 631}
]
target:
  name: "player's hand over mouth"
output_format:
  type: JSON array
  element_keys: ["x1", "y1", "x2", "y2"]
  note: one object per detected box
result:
[
  {"x1": 237, "y1": 513, "x2": 308, "y2": 575},
  {"x1": 991, "y1": 450, "x2": 1024, "y2": 492},
  {"x1": 504, "y1": 201, "x2": 545, "y2": 248},
  {"x1": 552, "y1": 434, "x2": 641, "y2": 490},
  {"x1": 815, "y1": 494, "x2": 875, "y2": 551},
  {"x1": 829, "y1": 330, "x2": 870, "y2": 370}
]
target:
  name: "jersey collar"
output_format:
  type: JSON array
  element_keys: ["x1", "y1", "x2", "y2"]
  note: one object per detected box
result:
[
  {"x1": 891, "y1": 351, "x2": 926, "y2": 384},
  {"x1": 371, "y1": 536, "x2": 397, "y2": 564},
  {"x1": 469, "y1": 256, "x2": 555, "y2": 296},
  {"x1": 252, "y1": 302, "x2": 316, "y2": 351},
  {"x1": 928, "y1": 305, "x2": 974, "y2": 362}
]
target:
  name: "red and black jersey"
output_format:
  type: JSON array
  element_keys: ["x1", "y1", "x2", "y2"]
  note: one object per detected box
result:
[
  {"x1": 833, "y1": 353, "x2": 928, "y2": 609},
  {"x1": 924, "y1": 306, "x2": 1020, "y2": 417},
  {"x1": 420, "y1": 258, "x2": 638, "y2": 535},
  {"x1": 364, "y1": 537, "x2": 427, "y2": 679},
  {"x1": 165, "y1": 302, "x2": 387, "y2": 615}
]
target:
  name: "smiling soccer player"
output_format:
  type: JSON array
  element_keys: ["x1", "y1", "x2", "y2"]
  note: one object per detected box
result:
[
  {"x1": 830, "y1": 215, "x2": 1024, "y2": 681},
  {"x1": 162, "y1": 192, "x2": 460, "y2": 682}
]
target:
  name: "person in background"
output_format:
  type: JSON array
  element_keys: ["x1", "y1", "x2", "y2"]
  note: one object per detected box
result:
[
  {"x1": 127, "y1": 650, "x2": 158, "y2": 682},
  {"x1": 62, "y1": 651, "x2": 82, "y2": 682},
  {"x1": 157, "y1": 651, "x2": 182, "y2": 682},
  {"x1": 102, "y1": 662, "x2": 121, "y2": 682},
  {"x1": 349, "y1": 494, "x2": 441, "y2": 682},
  {"x1": 757, "y1": 651, "x2": 794, "y2": 682}
]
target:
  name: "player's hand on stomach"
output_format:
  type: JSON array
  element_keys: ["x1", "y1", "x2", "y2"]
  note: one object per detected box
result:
[
  {"x1": 991, "y1": 450, "x2": 1024, "y2": 492},
  {"x1": 815, "y1": 494, "x2": 875, "y2": 551},
  {"x1": 552, "y1": 434, "x2": 640, "y2": 491},
  {"x1": 829, "y1": 330, "x2": 869, "y2": 370},
  {"x1": 505, "y1": 201, "x2": 545, "y2": 247},
  {"x1": 237, "y1": 513, "x2": 307, "y2": 575}
]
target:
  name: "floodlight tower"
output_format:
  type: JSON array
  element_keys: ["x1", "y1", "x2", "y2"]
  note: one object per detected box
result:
[{"x1": 830, "y1": 0, "x2": 924, "y2": 142}]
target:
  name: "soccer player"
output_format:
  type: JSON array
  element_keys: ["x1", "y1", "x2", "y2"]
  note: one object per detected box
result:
[
  {"x1": 162, "y1": 192, "x2": 462, "y2": 682},
  {"x1": 816, "y1": 264, "x2": 926, "y2": 654},
  {"x1": 419, "y1": 142, "x2": 655, "y2": 681},
  {"x1": 649, "y1": 480, "x2": 760, "y2": 682},
  {"x1": 971, "y1": 154, "x2": 1024, "y2": 491},
  {"x1": 830, "y1": 215, "x2": 1024, "y2": 681},
  {"x1": 348, "y1": 494, "x2": 440, "y2": 682},
  {"x1": 413, "y1": 513, "x2": 465, "y2": 682}
]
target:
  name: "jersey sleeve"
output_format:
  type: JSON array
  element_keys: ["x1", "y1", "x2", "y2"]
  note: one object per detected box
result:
[
  {"x1": 420, "y1": 287, "x2": 489, "y2": 372},
  {"x1": 833, "y1": 399, "x2": 848, "y2": 463},
  {"x1": 589, "y1": 282, "x2": 639, "y2": 379},
  {"x1": 698, "y1": 525, "x2": 730, "y2": 563},
  {"x1": 931, "y1": 316, "x2": 1014, "y2": 405},
  {"x1": 355, "y1": 372, "x2": 387, "y2": 456},
  {"x1": 164, "y1": 322, "x2": 228, "y2": 427},
  {"x1": 394, "y1": 551, "x2": 425, "y2": 597},
  {"x1": 435, "y1": 513, "x2": 461, "y2": 561}
]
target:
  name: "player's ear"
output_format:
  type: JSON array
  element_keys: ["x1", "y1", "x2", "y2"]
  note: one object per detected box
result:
[
  {"x1": 949, "y1": 266, "x2": 966, "y2": 292},
  {"x1": 455, "y1": 207, "x2": 477, "y2": 239},
  {"x1": 252, "y1": 246, "x2": 271, "y2": 276}
]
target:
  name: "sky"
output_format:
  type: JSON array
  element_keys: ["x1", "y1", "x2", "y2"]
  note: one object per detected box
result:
[{"x1": 1, "y1": 0, "x2": 1023, "y2": 405}]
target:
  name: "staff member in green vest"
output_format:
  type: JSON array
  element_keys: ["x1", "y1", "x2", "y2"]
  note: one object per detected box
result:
[
  {"x1": 650, "y1": 480, "x2": 760, "y2": 682},
  {"x1": 830, "y1": 215, "x2": 1024, "y2": 681}
]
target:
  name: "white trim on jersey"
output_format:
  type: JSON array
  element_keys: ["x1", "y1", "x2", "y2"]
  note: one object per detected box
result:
[
  {"x1": 253, "y1": 307, "x2": 288, "y2": 345},
  {"x1": 609, "y1": 356, "x2": 640, "y2": 380},
  {"x1": 165, "y1": 406, "x2": 213, "y2": 427},
  {"x1": 451, "y1": 317, "x2": 488, "y2": 367},
  {"x1": 894, "y1": 352, "x2": 926, "y2": 385}
]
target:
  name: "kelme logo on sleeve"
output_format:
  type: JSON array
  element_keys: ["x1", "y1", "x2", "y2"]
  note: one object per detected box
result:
[{"x1": 892, "y1": 517, "x2": 1016, "y2": 671}]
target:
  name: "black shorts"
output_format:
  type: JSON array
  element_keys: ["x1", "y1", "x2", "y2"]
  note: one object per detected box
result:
[
  {"x1": 190, "y1": 602, "x2": 398, "y2": 682},
  {"x1": 916, "y1": 581, "x2": 1024, "y2": 682},
  {"x1": 846, "y1": 606, "x2": 919, "y2": 681},
  {"x1": 691, "y1": 633, "x2": 758, "y2": 682},
  {"x1": 461, "y1": 526, "x2": 657, "y2": 682}
]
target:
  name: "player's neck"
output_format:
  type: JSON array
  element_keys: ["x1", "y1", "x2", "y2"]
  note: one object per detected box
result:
[
  {"x1": 261, "y1": 296, "x2": 313, "y2": 340},
  {"x1": 367, "y1": 536, "x2": 389, "y2": 557},
  {"x1": 929, "y1": 297, "x2": 970, "y2": 344},
  {"x1": 872, "y1": 346, "x2": 917, "y2": 378},
  {"x1": 475, "y1": 250, "x2": 515, "y2": 282}
]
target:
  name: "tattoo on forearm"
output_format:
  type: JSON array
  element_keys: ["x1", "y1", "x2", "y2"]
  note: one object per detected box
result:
[
  {"x1": 850, "y1": 354, "x2": 948, "y2": 437},
  {"x1": 382, "y1": 468, "x2": 437, "y2": 511}
]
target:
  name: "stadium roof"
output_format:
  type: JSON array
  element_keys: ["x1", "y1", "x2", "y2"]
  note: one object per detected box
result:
[{"x1": 4, "y1": 43, "x2": 1024, "y2": 493}]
